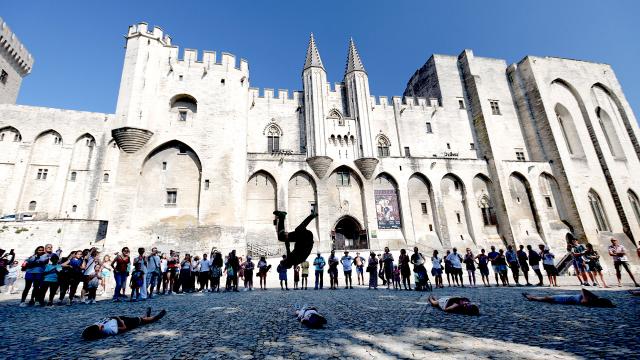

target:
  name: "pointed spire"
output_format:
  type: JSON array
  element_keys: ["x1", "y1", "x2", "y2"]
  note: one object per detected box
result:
[
  {"x1": 345, "y1": 37, "x2": 366, "y2": 75},
  {"x1": 303, "y1": 33, "x2": 324, "y2": 71}
]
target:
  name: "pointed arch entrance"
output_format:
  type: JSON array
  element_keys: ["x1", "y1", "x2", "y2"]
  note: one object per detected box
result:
[{"x1": 332, "y1": 215, "x2": 367, "y2": 250}]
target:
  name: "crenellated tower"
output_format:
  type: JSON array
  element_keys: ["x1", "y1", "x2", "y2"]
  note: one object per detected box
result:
[
  {"x1": 0, "y1": 17, "x2": 34, "y2": 104},
  {"x1": 111, "y1": 23, "x2": 171, "y2": 152},
  {"x1": 302, "y1": 34, "x2": 333, "y2": 178},
  {"x1": 344, "y1": 38, "x2": 378, "y2": 179}
]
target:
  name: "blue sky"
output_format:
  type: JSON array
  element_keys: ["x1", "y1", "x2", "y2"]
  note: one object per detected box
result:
[{"x1": 3, "y1": 1, "x2": 639, "y2": 118}]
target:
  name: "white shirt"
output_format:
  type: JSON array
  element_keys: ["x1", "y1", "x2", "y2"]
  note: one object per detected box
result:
[
  {"x1": 199, "y1": 259, "x2": 211, "y2": 272},
  {"x1": 7, "y1": 265, "x2": 19, "y2": 279},
  {"x1": 147, "y1": 255, "x2": 160, "y2": 273},
  {"x1": 608, "y1": 244, "x2": 628, "y2": 262},
  {"x1": 97, "y1": 318, "x2": 118, "y2": 336},
  {"x1": 431, "y1": 256, "x2": 442, "y2": 269},
  {"x1": 341, "y1": 256, "x2": 353, "y2": 271},
  {"x1": 160, "y1": 259, "x2": 168, "y2": 273},
  {"x1": 542, "y1": 252, "x2": 555, "y2": 265},
  {"x1": 446, "y1": 253, "x2": 462, "y2": 268},
  {"x1": 83, "y1": 256, "x2": 97, "y2": 276}
]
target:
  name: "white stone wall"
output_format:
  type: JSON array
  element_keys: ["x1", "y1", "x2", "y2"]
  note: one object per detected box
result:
[{"x1": 0, "y1": 23, "x2": 638, "y2": 266}]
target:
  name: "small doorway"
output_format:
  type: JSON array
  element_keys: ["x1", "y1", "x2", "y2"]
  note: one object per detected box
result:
[{"x1": 332, "y1": 216, "x2": 368, "y2": 250}]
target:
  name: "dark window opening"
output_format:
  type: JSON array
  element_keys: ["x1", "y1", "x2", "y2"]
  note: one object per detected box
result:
[
  {"x1": 337, "y1": 171, "x2": 350, "y2": 186},
  {"x1": 166, "y1": 190, "x2": 177, "y2": 204}
]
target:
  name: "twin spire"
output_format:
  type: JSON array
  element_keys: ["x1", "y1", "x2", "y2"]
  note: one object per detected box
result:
[
  {"x1": 303, "y1": 34, "x2": 366, "y2": 75},
  {"x1": 303, "y1": 33, "x2": 324, "y2": 70}
]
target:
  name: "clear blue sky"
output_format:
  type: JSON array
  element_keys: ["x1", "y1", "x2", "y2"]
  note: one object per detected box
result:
[{"x1": 3, "y1": 1, "x2": 639, "y2": 119}]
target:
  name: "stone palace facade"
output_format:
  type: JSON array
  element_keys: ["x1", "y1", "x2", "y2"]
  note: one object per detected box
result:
[{"x1": 1, "y1": 21, "x2": 640, "y2": 261}]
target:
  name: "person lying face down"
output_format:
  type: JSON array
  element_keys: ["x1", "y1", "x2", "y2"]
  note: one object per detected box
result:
[
  {"x1": 294, "y1": 304, "x2": 327, "y2": 328},
  {"x1": 82, "y1": 307, "x2": 166, "y2": 340},
  {"x1": 428, "y1": 295, "x2": 480, "y2": 316},
  {"x1": 522, "y1": 288, "x2": 615, "y2": 308}
]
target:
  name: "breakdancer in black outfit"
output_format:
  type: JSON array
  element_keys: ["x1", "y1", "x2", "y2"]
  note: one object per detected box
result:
[{"x1": 273, "y1": 209, "x2": 318, "y2": 268}]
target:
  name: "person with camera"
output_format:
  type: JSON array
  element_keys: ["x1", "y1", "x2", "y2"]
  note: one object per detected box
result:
[{"x1": 146, "y1": 248, "x2": 161, "y2": 298}]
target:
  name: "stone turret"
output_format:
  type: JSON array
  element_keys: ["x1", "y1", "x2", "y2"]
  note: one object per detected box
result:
[
  {"x1": 344, "y1": 38, "x2": 377, "y2": 178},
  {"x1": 0, "y1": 17, "x2": 34, "y2": 104},
  {"x1": 302, "y1": 34, "x2": 332, "y2": 178}
]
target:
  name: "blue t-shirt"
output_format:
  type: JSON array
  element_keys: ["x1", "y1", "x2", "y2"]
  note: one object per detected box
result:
[
  {"x1": 487, "y1": 251, "x2": 499, "y2": 263},
  {"x1": 25, "y1": 255, "x2": 46, "y2": 274},
  {"x1": 44, "y1": 264, "x2": 62, "y2": 282},
  {"x1": 505, "y1": 250, "x2": 518, "y2": 263},
  {"x1": 313, "y1": 257, "x2": 325, "y2": 271},
  {"x1": 69, "y1": 258, "x2": 84, "y2": 272}
]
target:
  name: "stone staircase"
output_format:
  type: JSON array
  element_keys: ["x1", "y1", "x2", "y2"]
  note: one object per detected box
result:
[{"x1": 246, "y1": 242, "x2": 285, "y2": 257}]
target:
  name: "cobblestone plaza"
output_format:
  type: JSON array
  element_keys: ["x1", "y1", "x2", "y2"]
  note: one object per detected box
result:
[{"x1": 0, "y1": 276, "x2": 638, "y2": 359}]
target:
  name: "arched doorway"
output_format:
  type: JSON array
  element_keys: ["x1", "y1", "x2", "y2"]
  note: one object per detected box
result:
[{"x1": 332, "y1": 216, "x2": 367, "y2": 250}]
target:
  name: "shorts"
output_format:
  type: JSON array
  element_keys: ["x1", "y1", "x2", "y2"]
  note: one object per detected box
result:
[
  {"x1": 479, "y1": 267, "x2": 489, "y2": 276},
  {"x1": 587, "y1": 261, "x2": 603, "y2": 272},
  {"x1": 520, "y1": 264, "x2": 529, "y2": 272},
  {"x1": 572, "y1": 259, "x2": 585, "y2": 273},
  {"x1": 117, "y1": 316, "x2": 142, "y2": 331},
  {"x1": 431, "y1": 268, "x2": 442, "y2": 276},
  {"x1": 453, "y1": 268, "x2": 463, "y2": 276},
  {"x1": 543, "y1": 264, "x2": 557, "y2": 276},
  {"x1": 301, "y1": 274, "x2": 308, "y2": 278},
  {"x1": 531, "y1": 264, "x2": 540, "y2": 271},
  {"x1": 356, "y1": 266, "x2": 364, "y2": 274},
  {"x1": 344, "y1": 270, "x2": 352, "y2": 276},
  {"x1": 496, "y1": 265, "x2": 508, "y2": 272},
  {"x1": 613, "y1": 261, "x2": 631, "y2": 277},
  {"x1": 5, "y1": 277, "x2": 17, "y2": 285}
]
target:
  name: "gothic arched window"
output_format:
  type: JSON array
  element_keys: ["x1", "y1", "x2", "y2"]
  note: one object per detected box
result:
[
  {"x1": 588, "y1": 190, "x2": 610, "y2": 232},
  {"x1": 628, "y1": 190, "x2": 640, "y2": 227},
  {"x1": 266, "y1": 124, "x2": 281, "y2": 153},
  {"x1": 376, "y1": 135, "x2": 390, "y2": 157}
]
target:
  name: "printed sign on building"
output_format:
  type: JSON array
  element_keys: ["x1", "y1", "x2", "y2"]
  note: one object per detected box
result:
[{"x1": 375, "y1": 189, "x2": 401, "y2": 229}]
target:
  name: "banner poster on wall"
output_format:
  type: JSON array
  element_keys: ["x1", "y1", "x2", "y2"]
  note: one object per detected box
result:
[{"x1": 375, "y1": 189, "x2": 402, "y2": 229}]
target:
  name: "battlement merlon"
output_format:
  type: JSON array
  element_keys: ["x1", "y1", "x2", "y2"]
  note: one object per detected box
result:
[
  {"x1": 249, "y1": 87, "x2": 303, "y2": 104},
  {"x1": 126, "y1": 22, "x2": 249, "y2": 73},
  {"x1": 0, "y1": 17, "x2": 34, "y2": 75}
]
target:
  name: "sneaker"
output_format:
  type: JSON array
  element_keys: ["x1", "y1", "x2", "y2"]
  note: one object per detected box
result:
[
  {"x1": 19, "y1": 302, "x2": 27, "y2": 307},
  {"x1": 153, "y1": 309, "x2": 167, "y2": 321}
]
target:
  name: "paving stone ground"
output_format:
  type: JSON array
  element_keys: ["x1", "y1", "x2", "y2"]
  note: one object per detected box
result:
[{"x1": 0, "y1": 275, "x2": 638, "y2": 359}]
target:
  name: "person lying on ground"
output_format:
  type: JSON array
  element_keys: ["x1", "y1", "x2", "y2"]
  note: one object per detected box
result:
[
  {"x1": 628, "y1": 290, "x2": 640, "y2": 296},
  {"x1": 294, "y1": 304, "x2": 327, "y2": 328},
  {"x1": 428, "y1": 295, "x2": 480, "y2": 315},
  {"x1": 82, "y1": 307, "x2": 166, "y2": 340},
  {"x1": 522, "y1": 288, "x2": 614, "y2": 307}
]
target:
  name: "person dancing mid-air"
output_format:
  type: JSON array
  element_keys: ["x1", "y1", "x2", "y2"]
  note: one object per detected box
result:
[{"x1": 273, "y1": 209, "x2": 318, "y2": 268}]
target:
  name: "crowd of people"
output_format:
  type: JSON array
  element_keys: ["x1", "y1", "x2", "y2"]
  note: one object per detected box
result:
[{"x1": 0, "y1": 236, "x2": 637, "y2": 308}]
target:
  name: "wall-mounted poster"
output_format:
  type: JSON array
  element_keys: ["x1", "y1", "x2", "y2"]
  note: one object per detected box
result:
[{"x1": 375, "y1": 189, "x2": 401, "y2": 229}]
